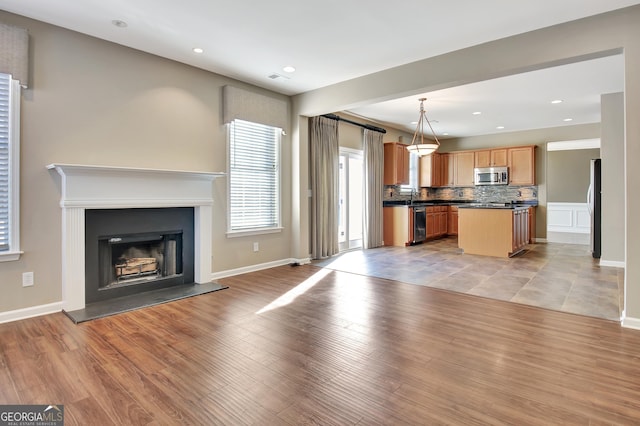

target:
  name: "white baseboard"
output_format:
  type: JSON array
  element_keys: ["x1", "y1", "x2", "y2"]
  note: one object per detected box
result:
[
  {"x1": 211, "y1": 257, "x2": 312, "y2": 280},
  {"x1": 534, "y1": 238, "x2": 548, "y2": 243},
  {"x1": 599, "y1": 259, "x2": 625, "y2": 268},
  {"x1": 0, "y1": 302, "x2": 63, "y2": 324},
  {"x1": 621, "y1": 313, "x2": 640, "y2": 330}
]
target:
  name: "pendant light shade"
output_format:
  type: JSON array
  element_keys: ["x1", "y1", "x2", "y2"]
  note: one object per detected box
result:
[{"x1": 407, "y1": 98, "x2": 440, "y2": 156}]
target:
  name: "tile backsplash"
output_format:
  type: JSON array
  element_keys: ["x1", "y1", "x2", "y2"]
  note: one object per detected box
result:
[{"x1": 384, "y1": 185, "x2": 538, "y2": 203}]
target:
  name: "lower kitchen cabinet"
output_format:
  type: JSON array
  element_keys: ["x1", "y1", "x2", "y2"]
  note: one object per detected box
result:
[
  {"x1": 528, "y1": 207, "x2": 536, "y2": 243},
  {"x1": 426, "y1": 206, "x2": 448, "y2": 240},
  {"x1": 383, "y1": 206, "x2": 416, "y2": 246},
  {"x1": 512, "y1": 208, "x2": 529, "y2": 254},
  {"x1": 448, "y1": 206, "x2": 458, "y2": 235},
  {"x1": 458, "y1": 207, "x2": 530, "y2": 257}
]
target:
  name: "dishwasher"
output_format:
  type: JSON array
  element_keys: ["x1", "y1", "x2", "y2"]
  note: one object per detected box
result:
[{"x1": 412, "y1": 206, "x2": 426, "y2": 244}]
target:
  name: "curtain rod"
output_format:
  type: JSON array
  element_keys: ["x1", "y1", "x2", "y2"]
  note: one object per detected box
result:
[{"x1": 321, "y1": 113, "x2": 387, "y2": 134}]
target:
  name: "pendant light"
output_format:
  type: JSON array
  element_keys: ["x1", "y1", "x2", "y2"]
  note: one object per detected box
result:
[{"x1": 406, "y1": 98, "x2": 440, "y2": 156}]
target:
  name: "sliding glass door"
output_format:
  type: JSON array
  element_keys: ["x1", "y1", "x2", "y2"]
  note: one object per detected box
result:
[{"x1": 338, "y1": 149, "x2": 363, "y2": 251}]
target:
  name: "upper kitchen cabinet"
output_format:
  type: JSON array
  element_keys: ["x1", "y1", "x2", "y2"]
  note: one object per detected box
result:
[
  {"x1": 454, "y1": 151, "x2": 475, "y2": 186},
  {"x1": 419, "y1": 153, "x2": 441, "y2": 187},
  {"x1": 475, "y1": 149, "x2": 507, "y2": 167},
  {"x1": 508, "y1": 146, "x2": 536, "y2": 185},
  {"x1": 384, "y1": 142, "x2": 410, "y2": 185},
  {"x1": 440, "y1": 153, "x2": 455, "y2": 187}
]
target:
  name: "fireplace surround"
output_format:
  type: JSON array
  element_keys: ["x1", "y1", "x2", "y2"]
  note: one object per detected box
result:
[{"x1": 48, "y1": 164, "x2": 225, "y2": 312}]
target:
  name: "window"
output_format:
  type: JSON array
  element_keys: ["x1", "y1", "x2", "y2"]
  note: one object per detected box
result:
[
  {"x1": 227, "y1": 119, "x2": 281, "y2": 235},
  {"x1": 0, "y1": 72, "x2": 21, "y2": 261},
  {"x1": 399, "y1": 152, "x2": 418, "y2": 194}
]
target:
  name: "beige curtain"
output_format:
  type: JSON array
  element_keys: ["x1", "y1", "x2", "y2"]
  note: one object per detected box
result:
[
  {"x1": 363, "y1": 129, "x2": 384, "y2": 248},
  {"x1": 310, "y1": 116, "x2": 339, "y2": 259}
]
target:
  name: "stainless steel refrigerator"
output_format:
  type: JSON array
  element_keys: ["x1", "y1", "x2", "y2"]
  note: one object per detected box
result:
[{"x1": 587, "y1": 158, "x2": 601, "y2": 258}]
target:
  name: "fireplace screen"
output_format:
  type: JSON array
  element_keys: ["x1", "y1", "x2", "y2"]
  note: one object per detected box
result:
[{"x1": 99, "y1": 232, "x2": 183, "y2": 290}]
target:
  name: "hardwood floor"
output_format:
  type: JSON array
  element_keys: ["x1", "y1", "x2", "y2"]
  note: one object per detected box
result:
[{"x1": 2, "y1": 264, "x2": 640, "y2": 424}]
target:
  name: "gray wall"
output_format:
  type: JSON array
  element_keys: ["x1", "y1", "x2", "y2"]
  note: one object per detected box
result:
[
  {"x1": 601, "y1": 92, "x2": 625, "y2": 264},
  {"x1": 547, "y1": 149, "x2": 600, "y2": 202}
]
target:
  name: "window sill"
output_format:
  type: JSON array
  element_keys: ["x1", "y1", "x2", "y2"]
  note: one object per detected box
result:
[
  {"x1": 226, "y1": 227, "x2": 283, "y2": 238},
  {"x1": 0, "y1": 251, "x2": 23, "y2": 262}
]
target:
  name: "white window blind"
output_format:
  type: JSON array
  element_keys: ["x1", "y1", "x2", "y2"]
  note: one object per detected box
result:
[
  {"x1": 228, "y1": 119, "x2": 280, "y2": 232},
  {"x1": 0, "y1": 73, "x2": 12, "y2": 251},
  {"x1": 0, "y1": 72, "x2": 20, "y2": 260}
]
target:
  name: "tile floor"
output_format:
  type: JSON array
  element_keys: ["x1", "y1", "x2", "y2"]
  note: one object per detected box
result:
[{"x1": 313, "y1": 237, "x2": 623, "y2": 321}]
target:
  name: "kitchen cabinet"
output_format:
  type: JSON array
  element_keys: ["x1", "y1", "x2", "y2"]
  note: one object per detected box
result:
[
  {"x1": 384, "y1": 142, "x2": 410, "y2": 185},
  {"x1": 512, "y1": 208, "x2": 529, "y2": 254},
  {"x1": 382, "y1": 206, "x2": 426, "y2": 247},
  {"x1": 447, "y1": 206, "x2": 458, "y2": 235},
  {"x1": 458, "y1": 206, "x2": 529, "y2": 257},
  {"x1": 426, "y1": 206, "x2": 448, "y2": 239},
  {"x1": 454, "y1": 151, "x2": 475, "y2": 186},
  {"x1": 440, "y1": 153, "x2": 455, "y2": 187},
  {"x1": 383, "y1": 206, "x2": 413, "y2": 246},
  {"x1": 434, "y1": 151, "x2": 474, "y2": 187},
  {"x1": 508, "y1": 146, "x2": 535, "y2": 185},
  {"x1": 419, "y1": 153, "x2": 441, "y2": 187},
  {"x1": 528, "y1": 207, "x2": 536, "y2": 243},
  {"x1": 475, "y1": 149, "x2": 507, "y2": 167}
]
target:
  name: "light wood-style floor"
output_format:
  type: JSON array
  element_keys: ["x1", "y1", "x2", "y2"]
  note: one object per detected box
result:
[{"x1": 2, "y1": 264, "x2": 640, "y2": 425}]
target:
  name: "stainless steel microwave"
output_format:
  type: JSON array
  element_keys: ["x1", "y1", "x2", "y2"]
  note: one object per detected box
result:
[{"x1": 474, "y1": 166, "x2": 509, "y2": 185}]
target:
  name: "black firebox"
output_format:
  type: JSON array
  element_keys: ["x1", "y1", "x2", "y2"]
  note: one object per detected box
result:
[{"x1": 85, "y1": 208, "x2": 194, "y2": 304}]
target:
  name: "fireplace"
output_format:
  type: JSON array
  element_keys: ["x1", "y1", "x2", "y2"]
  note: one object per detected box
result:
[
  {"x1": 85, "y1": 207, "x2": 194, "y2": 303},
  {"x1": 47, "y1": 164, "x2": 225, "y2": 312}
]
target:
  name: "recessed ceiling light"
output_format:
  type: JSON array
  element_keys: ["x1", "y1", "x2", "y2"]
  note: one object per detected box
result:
[
  {"x1": 192, "y1": 47, "x2": 204, "y2": 54},
  {"x1": 472, "y1": 111, "x2": 481, "y2": 115},
  {"x1": 496, "y1": 126, "x2": 505, "y2": 130},
  {"x1": 563, "y1": 118, "x2": 573, "y2": 122},
  {"x1": 111, "y1": 19, "x2": 128, "y2": 28},
  {"x1": 282, "y1": 65, "x2": 296, "y2": 73},
  {"x1": 551, "y1": 99, "x2": 563, "y2": 104},
  {"x1": 442, "y1": 133, "x2": 449, "y2": 136}
]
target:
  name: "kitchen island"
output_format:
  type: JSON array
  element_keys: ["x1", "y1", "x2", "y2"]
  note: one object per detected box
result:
[{"x1": 457, "y1": 204, "x2": 530, "y2": 257}]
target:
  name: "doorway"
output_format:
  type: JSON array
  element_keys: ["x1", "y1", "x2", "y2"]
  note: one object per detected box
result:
[{"x1": 338, "y1": 149, "x2": 363, "y2": 251}]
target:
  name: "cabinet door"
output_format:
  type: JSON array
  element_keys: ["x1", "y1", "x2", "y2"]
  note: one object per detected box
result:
[
  {"x1": 425, "y1": 208, "x2": 436, "y2": 239},
  {"x1": 491, "y1": 149, "x2": 508, "y2": 166},
  {"x1": 454, "y1": 152, "x2": 475, "y2": 186},
  {"x1": 432, "y1": 153, "x2": 442, "y2": 187},
  {"x1": 475, "y1": 150, "x2": 491, "y2": 168},
  {"x1": 384, "y1": 143, "x2": 410, "y2": 185},
  {"x1": 447, "y1": 207, "x2": 458, "y2": 235},
  {"x1": 419, "y1": 154, "x2": 440, "y2": 187},
  {"x1": 508, "y1": 146, "x2": 535, "y2": 185},
  {"x1": 439, "y1": 154, "x2": 454, "y2": 187},
  {"x1": 528, "y1": 207, "x2": 536, "y2": 243},
  {"x1": 439, "y1": 211, "x2": 448, "y2": 235}
]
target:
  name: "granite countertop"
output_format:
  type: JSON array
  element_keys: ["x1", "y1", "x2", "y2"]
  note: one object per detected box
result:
[
  {"x1": 456, "y1": 203, "x2": 532, "y2": 210},
  {"x1": 383, "y1": 200, "x2": 537, "y2": 208}
]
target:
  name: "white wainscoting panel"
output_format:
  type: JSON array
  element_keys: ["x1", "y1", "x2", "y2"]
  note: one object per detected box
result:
[{"x1": 547, "y1": 202, "x2": 591, "y2": 234}]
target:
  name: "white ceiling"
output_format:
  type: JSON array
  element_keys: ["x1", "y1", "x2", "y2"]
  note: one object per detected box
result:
[{"x1": 0, "y1": 0, "x2": 635, "y2": 137}]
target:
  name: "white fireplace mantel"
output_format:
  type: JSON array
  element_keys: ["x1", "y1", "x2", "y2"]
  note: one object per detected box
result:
[{"x1": 47, "y1": 163, "x2": 225, "y2": 311}]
